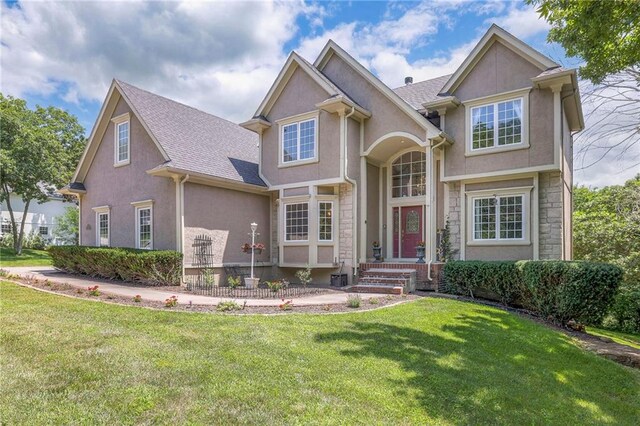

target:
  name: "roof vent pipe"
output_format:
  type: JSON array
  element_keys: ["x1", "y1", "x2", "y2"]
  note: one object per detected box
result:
[{"x1": 405, "y1": 76, "x2": 413, "y2": 85}]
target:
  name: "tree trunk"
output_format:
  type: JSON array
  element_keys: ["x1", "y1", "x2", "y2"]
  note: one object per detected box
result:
[
  {"x1": 2, "y1": 183, "x2": 21, "y2": 254},
  {"x1": 15, "y1": 199, "x2": 31, "y2": 255}
]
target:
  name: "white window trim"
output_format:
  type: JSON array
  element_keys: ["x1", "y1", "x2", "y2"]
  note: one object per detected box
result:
[
  {"x1": 131, "y1": 200, "x2": 154, "y2": 250},
  {"x1": 465, "y1": 89, "x2": 530, "y2": 157},
  {"x1": 112, "y1": 112, "x2": 131, "y2": 167},
  {"x1": 283, "y1": 201, "x2": 310, "y2": 243},
  {"x1": 277, "y1": 111, "x2": 319, "y2": 168},
  {"x1": 92, "y1": 205, "x2": 111, "y2": 247},
  {"x1": 466, "y1": 187, "x2": 532, "y2": 246},
  {"x1": 317, "y1": 200, "x2": 334, "y2": 242}
]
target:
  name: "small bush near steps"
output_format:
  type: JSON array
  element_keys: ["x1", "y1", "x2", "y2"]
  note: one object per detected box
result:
[{"x1": 347, "y1": 294, "x2": 362, "y2": 308}]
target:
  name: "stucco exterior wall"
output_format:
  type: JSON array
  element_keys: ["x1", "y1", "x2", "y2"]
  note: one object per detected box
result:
[
  {"x1": 80, "y1": 97, "x2": 176, "y2": 249},
  {"x1": 261, "y1": 67, "x2": 341, "y2": 186},
  {"x1": 182, "y1": 182, "x2": 271, "y2": 265},
  {"x1": 443, "y1": 41, "x2": 555, "y2": 178},
  {"x1": 321, "y1": 54, "x2": 426, "y2": 152},
  {"x1": 539, "y1": 171, "x2": 563, "y2": 260}
]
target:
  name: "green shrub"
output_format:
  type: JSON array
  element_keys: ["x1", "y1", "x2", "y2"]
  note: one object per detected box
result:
[
  {"x1": 605, "y1": 283, "x2": 640, "y2": 333},
  {"x1": 443, "y1": 261, "x2": 521, "y2": 304},
  {"x1": 347, "y1": 294, "x2": 362, "y2": 308},
  {"x1": 47, "y1": 246, "x2": 182, "y2": 286},
  {"x1": 216, "y1": 300, "x2": 241, "y2": 312},
  {"x1": 443, "y1": 260, "x2": 623, "y2": 326}
]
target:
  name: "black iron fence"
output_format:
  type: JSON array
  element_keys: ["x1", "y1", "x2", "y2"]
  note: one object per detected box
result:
[{"x1": 184, "y1": 275, "x2": 326, "y2": 299}]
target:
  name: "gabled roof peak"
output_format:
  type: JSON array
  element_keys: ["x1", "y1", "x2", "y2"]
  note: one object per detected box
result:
[{"x1": 439, "y1": 24, "x2": 559, "y2": 95}]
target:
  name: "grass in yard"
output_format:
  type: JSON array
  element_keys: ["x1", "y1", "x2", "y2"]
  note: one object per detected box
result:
[
  {"x1": 586, "y1": 326, "x2": 640, "y2": 350},
  {"x1": 1, "y1": 281, "x2": 639, "y2": 425},
  {"x1": 0, "y1": 247, "x2": 51, "y2": 267}
]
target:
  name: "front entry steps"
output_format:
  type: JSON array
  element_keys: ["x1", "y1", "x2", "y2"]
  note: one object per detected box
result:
[{"x1": 350, "y1": 268, "x2": 417, "y2": 295}]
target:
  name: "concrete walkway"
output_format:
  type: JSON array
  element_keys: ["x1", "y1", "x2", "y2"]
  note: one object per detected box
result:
[{"x1": 3, "y1": 266, "x2": 387, "y2": 307}]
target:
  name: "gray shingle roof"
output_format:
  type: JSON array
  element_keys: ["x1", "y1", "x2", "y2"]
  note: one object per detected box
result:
[
  {"x1": 116, "y1": 80, "x2": 264, "y2": 187},
  {"x1": 392, "y1": 74, "x2": 452, "y2": 110}
]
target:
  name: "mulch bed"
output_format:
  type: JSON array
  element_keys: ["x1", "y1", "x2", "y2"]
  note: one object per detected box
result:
[{"x1": 3, "y1": 274, "x2": 418, "y2": 315}]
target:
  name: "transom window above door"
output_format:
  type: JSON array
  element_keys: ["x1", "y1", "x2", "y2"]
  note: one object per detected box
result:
[
  {"x1": 281, "y1": 118, "x2": 317, "y2": 164},
  {"x1": 391, "y1": 151, "x2": 426, "y2": 198}
]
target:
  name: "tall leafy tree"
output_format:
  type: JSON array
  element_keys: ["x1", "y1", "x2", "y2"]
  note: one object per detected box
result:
[
  {"x1": 53, "y1": 206, "x2": 80, "y2": 245},
  {"x1": 528, "y1": 0, "x2": 640, "y2": 168},
  {"x1": 528, "y1": 0, "x2": 640, "y2": 84},
  {"x1": 0, "y1": 94, "x2": 86, "y2": 254}
]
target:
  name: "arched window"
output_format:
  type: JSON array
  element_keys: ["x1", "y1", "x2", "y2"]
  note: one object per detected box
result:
[{"x1": 391, "y1": 151, "x2": 426, "y2": 198}]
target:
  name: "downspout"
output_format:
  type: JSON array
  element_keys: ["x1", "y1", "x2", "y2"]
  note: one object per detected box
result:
[
  {"x1": 180, "y1": 174, "x2": 190, "y2": 282},
  {"x1": 343, "y1": 106, "x2": 357, "y2": 277},
  {"x1": 427, "y1": 137, "x2": 447, "y2": 281}
]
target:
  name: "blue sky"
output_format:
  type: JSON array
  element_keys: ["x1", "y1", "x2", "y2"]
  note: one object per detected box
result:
[{"x1": 1, "y1": 1, "x2": 635, "y2": 186}]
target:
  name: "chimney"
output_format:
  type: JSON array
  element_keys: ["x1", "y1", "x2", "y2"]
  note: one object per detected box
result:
[{"x1": 405, "y1": 76, "x2": 413, "y2": 85}]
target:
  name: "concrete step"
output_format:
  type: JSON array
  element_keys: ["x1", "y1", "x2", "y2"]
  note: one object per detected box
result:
[
  {"x1": 358, "y1": 276, "x2": 409, "y2": 285},
  {"x1": 349, "y1": 284, "x2": 403, "y2": 295}
]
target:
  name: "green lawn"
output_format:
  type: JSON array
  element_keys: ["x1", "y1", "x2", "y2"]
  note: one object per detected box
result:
[
  {"x1": 1, "y1": 282, "x2": 638, "y2": 425},
  {"x1": 587, "y1": 326, "x2": 640, "y2": 350},
  {"x1": 0, "y1": 247, "x2": 52, "y2": 267}
]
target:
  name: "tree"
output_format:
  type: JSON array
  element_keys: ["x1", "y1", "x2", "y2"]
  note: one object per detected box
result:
[
  {"x1": 53, "y1": 206, "x2": 80, "y2": 245},
  {"x1": 0, "y1": 94, "x2": 85, "y2": 254},
  {"x1": 528, "y1": 0, "x2": 640, "y2": 169},
  {"x1": 528, "y1": 0, "x2": 640, "y2": 84}
]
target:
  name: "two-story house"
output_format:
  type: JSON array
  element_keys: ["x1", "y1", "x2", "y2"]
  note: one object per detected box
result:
[{"x1": 62, "y1": 25, "x2": 583, "y2": 289}]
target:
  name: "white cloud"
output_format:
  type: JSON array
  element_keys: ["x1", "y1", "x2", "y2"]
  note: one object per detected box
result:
[
  {"x1": 0, "y1": 0, "x2": 321, "y2": 122},
  {"x1": 489, "y1": 4, "x2": 550, "y2": 39}
]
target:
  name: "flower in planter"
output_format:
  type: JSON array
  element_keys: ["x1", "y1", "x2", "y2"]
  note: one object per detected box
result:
[
  {"x1": 241, "y1": 242, "x2": 266, "y2": 253},
  {"x1": 372, "y1": 241, "x2": 381, "y2": 248},
  {"x1": 416, "y1": 241, "x2": 426, "y2": 248}
]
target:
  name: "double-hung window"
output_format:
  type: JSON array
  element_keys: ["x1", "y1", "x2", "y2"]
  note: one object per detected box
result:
[
  {"x1": 284, "y1": 203, "x2": 309, "y2": 241},
  {"x1": 136, "y1": 207, "x2": 153, "y2": 250},
  {"x1": 112, "y1": 113, "x2": 130, "y2": 166},
  {"x1": 472, "y1": 194, "x2": 524, "y2": 241},
  {"x1": 281, "y1": 117, "x2": 316, "y2": 164},
  {"x1": 318, "y1": 201, "x2": 333, "y2": 242},
  {"x1": 470, "y1": 97, "x2": 524, "y2": 151},
  {"x1": 132, "y1": 200, "x2": 153, "y2": 250},
  {"x1": 93, "y1": 207, "x2": 110, "y2": 247}
]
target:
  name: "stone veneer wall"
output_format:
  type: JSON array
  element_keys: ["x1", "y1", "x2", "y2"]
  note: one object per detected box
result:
[
  {"x1": 447, "y1": 182, "x2": 462, "y2": 260},
  {"x1": 338, "y1": 183, "x2": 354, "y2": 268},
  {"x1": 539, "y1": 171, "x2": 563, "y2": 259},
  {"x1": 271, "y1": 194, "x2": 279, "y2": 263}
]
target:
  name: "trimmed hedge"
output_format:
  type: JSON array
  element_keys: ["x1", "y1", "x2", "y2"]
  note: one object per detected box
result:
[
  {"x1": 443, "y1": 260, "x2": 624, "y2": 325},
  {"x1": 48, "y1": 246, "x2": 183, "y2": 286}
]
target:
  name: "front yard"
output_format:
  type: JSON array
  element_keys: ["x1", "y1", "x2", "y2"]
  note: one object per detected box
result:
[
  {"x1": 0, "y1": 247, "x2": 52, "y2": 267},
  {"x1": 1, "y1": 281, "x2": 638, "y2": 424}
]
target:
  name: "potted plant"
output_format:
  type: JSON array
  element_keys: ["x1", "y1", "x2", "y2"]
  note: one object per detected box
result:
[
  {"x1": 372, "y1": 241, "x2": 382, "y2": 262},
  {"x1": 244, "y1": 276, "x2": 259, "y2": 289},
  {"x1": 415, "y1": 241, "x2": 426, "y2": 264}
]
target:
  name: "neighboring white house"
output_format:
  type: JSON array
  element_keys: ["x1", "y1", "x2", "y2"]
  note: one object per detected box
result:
[{"x1": 0, "y1": 193, "x2": 74, "y2": 245}]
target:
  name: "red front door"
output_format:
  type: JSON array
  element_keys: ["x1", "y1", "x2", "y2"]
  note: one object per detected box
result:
[
  {"x1": 402, "y1": 206, "x2": 423, "y2": 258},
  {"x1": 392, "y1": 206, "x2": 423, "y2": 258}
]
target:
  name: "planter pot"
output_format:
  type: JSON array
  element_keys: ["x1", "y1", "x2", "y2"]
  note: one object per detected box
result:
[
  {"x1": 372, "y1": 246, "x2": 382, "y2": 262},
  {"x1": 244, "y1": 277, "x2": 259, "y2": 289},
  {"x1": 415, "y1": 246, "x2": 426, "y2": 264}
]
